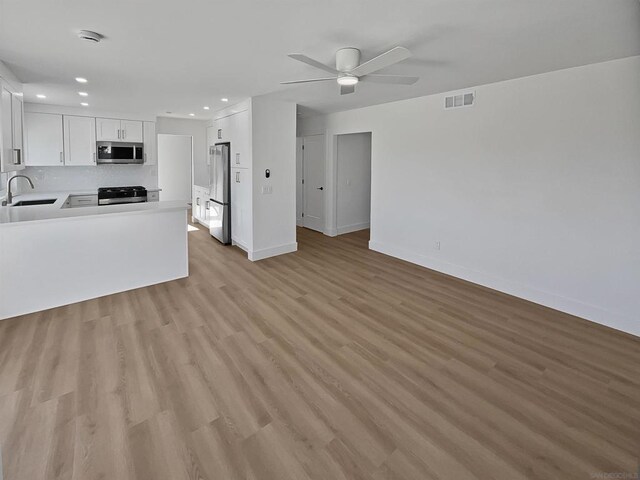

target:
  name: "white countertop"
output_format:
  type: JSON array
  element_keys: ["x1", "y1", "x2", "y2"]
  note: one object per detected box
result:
[{"x1": 0, "y1": 190, "x2": 187, "y2": 227}]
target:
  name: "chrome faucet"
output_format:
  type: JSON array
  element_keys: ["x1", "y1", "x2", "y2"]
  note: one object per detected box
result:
[{"x1": 2, "y1": 175, "x2": 35, "y2": 206}]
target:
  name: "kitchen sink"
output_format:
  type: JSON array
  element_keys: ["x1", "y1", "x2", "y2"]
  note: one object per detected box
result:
[{"x1": 11, "y1": 199, "x2": 57, "y2": 206}]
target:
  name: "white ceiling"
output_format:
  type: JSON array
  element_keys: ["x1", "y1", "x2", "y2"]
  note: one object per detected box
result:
[{"x1": 1, "y1": 0, "x2": 639, "y2": 118}]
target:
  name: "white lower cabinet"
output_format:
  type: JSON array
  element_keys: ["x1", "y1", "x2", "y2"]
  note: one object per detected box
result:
[
  {"x1": 68, "y1": 194, "x2": 98, "y2": 207},
  {"x1": 231, "y1": 168, "x2": 250, "y2": 249},
  {"x1": 192, "y1": 185, "x2": 209, "y2": 226}
]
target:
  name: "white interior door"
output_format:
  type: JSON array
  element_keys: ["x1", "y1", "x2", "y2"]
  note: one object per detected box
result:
[
  {"x1": 158, "y1": 134, "x2": 192, "y2": 202},
  {"x1": 302, "y1": 134, "x2": 325, "y2": 232}
]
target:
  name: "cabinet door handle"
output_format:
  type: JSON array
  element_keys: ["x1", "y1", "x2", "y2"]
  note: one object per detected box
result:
[
  {"x1": 93, "y1": 152, "x2": 96, "y2": 163},
  {"x1": 13, "y1": 149, "x2": 21, "y2": 165},
  {"x1": 60, "y1": 152, "x2": 64, "y2": 163},
  {"x1": 236, "y1": 172, "x2": 240, "y2": 183},
  {"x1": 117, "y1": 129, "x2": 121, "y2": 139},
  {"x1": 206, "y1": 201, "x2": 210, "y2": 209},
  {"x1": 122, "y1": 129, "x2": 126, "y2": 139},
  {"x1": 144, "y1": 153, "x2": 147, "y2": 163},
  {"x1": 236, "y1": 153, "x2": 240, "y2": 164},
  {"x1": 196, "y1": 197, "x2": 200, "y2": 206}
]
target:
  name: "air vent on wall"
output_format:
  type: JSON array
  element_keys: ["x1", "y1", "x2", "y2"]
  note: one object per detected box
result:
[
  {"x1": 78, "y1": 30, "x2": 103, "y2": 43},
  {"x1": 444, "y1": 91, "x2": 475, "y2": 109}
]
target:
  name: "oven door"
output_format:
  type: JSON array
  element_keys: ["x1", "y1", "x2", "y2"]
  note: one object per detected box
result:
[{"x1": 97, "y1": 142, "x2": 144, "y2": 164}]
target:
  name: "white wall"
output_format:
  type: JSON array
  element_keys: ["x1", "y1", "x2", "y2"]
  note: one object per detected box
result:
[
  {"x1": 298, "y1": 56, "x2": 640, "y2": 337},
  {"x1": 250, "y1": 95, "x2": 297, "y2": 260},
  {"x1": 156, "y1": 117, "x2": 208, "y2": 187},
  {"x1": 336, "y1": 132, "x2": 371, "y2": 234}
]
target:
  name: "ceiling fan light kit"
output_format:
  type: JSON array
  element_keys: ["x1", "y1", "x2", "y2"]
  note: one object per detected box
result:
[
  {"x1": 282, "y1": 46, "x2": 418, "y2": 95},
  {"x1": 337, "y1": 75, "x2": 358, "y2": 86}
]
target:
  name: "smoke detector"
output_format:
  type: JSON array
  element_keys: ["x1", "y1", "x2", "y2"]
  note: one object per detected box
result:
[{"x1": 77, "y1": 30, "x2": 103, "y2": 43}]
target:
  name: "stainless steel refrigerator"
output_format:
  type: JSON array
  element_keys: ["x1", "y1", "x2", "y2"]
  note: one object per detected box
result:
[{"x1": 208, "y1": 143, "x2": 231, "y2": 244}]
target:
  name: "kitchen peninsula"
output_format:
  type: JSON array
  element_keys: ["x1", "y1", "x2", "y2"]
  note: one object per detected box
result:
[{"x1": 0, "y1": 191, "x2": 189, "y2": 320}]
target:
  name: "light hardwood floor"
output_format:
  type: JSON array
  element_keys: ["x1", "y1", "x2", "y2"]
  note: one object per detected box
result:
[{"x1": 0, "y1": 224, "x2": 638, "y2": 479}]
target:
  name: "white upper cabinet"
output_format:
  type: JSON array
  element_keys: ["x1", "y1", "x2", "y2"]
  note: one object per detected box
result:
[
  {"x1": 64, "y1": 115, "x2": 96, "y2": 166},
  {"x1": 96, "y1": 118, "x2": 143, "y2": 142},
  {"x1": 11, "y1": 94, "x2": 23, "y2": 154},
  {"x1": 25, "y1": 112, "x2": 64, "y2": 166},
  {"x1": 0, "y1": 85, "x2": 25, "y2": 172},
  {"x1": 121, "y1": 120, "x2": 143, "y2": 142},
  {"x1": 214, "y1": 115, "x2": 231, "y2": 143},
  {"x1": 95, "y1": 118, "x2": 121, "y2": 141},
  {"x1": 230, "y1": 110, "x2": 250, "y2": 169},
  {"x1": 143, "y1": 121, "x2": 156, "y2": 165},
  {"x1": 24, "y1": 110, "x2": 154, "y2": 168}
]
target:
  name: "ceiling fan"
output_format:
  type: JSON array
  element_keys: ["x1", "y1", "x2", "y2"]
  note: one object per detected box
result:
[{"x1": 282, "y1": 46, "x2": 419, "y2": 95}]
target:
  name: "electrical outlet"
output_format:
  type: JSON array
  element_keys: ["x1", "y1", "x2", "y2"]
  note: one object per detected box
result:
[
  {"x1": 435, "y1": 241, "x2": 441, "y2": 250},
  {"x1": 261, "y1": 185, "x2": 273, "y2": 195}
]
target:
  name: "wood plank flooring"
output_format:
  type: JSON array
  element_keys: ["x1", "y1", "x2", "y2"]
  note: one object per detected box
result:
[{"x1": 0, "y1": 224, "x2": 638, "y2": 479}]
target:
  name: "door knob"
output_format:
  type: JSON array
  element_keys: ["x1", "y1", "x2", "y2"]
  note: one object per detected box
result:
[{"x1": 317, "y1": 187, "x2": 324, "y2": 190}]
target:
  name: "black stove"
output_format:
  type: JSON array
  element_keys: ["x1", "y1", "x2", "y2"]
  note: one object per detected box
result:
[{"x1": 98, "y1": 186, "x2": 148, "y2": 205}]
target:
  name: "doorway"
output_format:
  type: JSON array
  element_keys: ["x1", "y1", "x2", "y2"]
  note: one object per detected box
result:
[
  {"x1": 299, "y1": 134, "x2": 325, "y2": 233},
  {"x1": 158, "y1": 134, "x2": 192, "y2": 202},
  {"x1": 336, "y1": 132, "x2": 372, "y2": 236}
]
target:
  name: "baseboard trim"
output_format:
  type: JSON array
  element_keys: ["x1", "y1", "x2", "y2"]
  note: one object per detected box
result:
[
  {"x1": 337, "y1": 222, "x2": 370, "y2": 235},
  {"x1": 368, "y1": 240, "x2": 638, "y2": 337},
  {"x1": 249, "y1": 242, "x2": 298, "y2": 261}
]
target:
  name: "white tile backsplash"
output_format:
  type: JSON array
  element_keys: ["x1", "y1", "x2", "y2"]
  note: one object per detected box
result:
[{"x1": 17, "y1": 165, "x2": 158, "y2": 193}]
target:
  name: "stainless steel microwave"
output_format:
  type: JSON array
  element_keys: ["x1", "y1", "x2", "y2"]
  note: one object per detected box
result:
[{"x1": 96, "y1": 141, "x2": 144, "y2": 164}]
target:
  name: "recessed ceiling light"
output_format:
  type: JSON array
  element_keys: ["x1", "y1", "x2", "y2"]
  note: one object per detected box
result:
[
  {"x1": 203, "y1": 106, "x2": 210, "y2": 110},
  {"x1": 189, "y1": 113, "x2": 195, "y2": 116},
  {"x1": 75, "y1": 77, "x2": 88, "y2": 83},
  {"x1": 80, "y1": 102, "x2": 89, "y2": 106},
  {"x1": 221, "y1": 98, "x2": 228, "y2": 102},
  {"x1": 78, "y1": 92, "x2": 88, "y2": 97},
  {"x1": 36, "y1": 94, "x2": 46, "y2": 99}
]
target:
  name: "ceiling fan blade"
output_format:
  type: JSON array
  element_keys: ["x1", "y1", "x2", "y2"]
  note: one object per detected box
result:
[
  {"x1": 280, "y1": 77, "x2": 337, "y2": 85},
  {"x1": 340, "y1": 84, "x2": 355, "y2": 95},
  {"x1": 350, "y1": 46, "x2": 412, "y2": 76},
  {"x1": 288, "y1": 54, "x2": 340, "y2": 74},
  {"x1": 361, "y1": 74, "x2": 419, "y2": 85}
]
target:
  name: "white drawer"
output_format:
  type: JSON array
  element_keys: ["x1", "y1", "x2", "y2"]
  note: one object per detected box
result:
[
  {"x1": 68, "y1": 195, "x2": 98, "y2": 207},
  {"x1": 147, "y1": 191, "x2": 159, "y2": 202}
]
